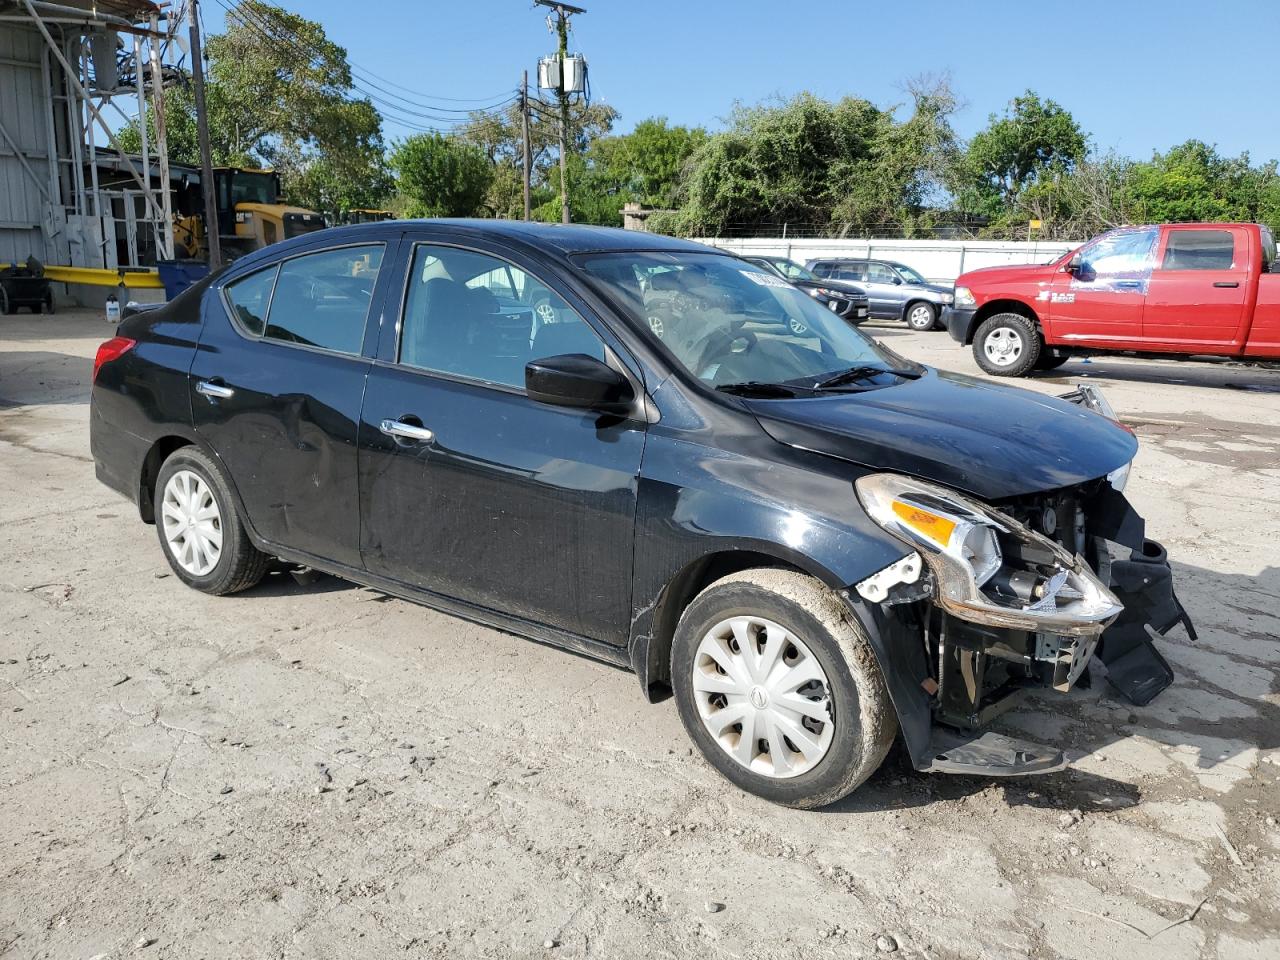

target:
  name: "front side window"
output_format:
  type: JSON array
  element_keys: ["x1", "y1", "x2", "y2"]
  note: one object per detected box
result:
[
  {"x1": 1072, "y1": 228, "x2": 1158, "y2": 287},
  {"x1": 866, "y1": 262, "x2": 899, "y2": 283},
  {"x1": 1161, "y1": 230, "x2": 1236, "y2": 271},
  {"x1": 579, "y1": 252, "x2": 909, "y2": 390},
  {"x1": 399, "y1": 244, "x2": 604, "y2": 389},
  {"x1": 223, "y1": 266, "x2": 277, "y2": 336},
  {"x1": 263, "y1": 244, "x2": 384, "y2": 354}
]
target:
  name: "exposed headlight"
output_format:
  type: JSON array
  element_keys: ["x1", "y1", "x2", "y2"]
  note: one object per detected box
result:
[
  {"x1": 954, "y1": 286, "x2": 976, "y2": 307},
  {"x1": 855, "y1": 473, "x2": 1122, "y2": 637},
  {"x1": 939, "y1": 292, "x2": 954, "y2": 304}
]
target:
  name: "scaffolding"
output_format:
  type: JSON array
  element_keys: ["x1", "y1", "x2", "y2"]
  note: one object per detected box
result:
[{"x1": 0, "y1": 0, "x2": 180, "y2": 285}]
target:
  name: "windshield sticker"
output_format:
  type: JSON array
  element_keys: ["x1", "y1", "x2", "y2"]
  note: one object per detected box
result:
[{"x1": 741, "y1": 270, "x2": 791, "y2": 288}]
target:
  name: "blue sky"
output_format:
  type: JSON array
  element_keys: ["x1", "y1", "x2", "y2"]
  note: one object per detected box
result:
[{"x1": 203, "y1": 0, "x2": 1280, "y2": 161}]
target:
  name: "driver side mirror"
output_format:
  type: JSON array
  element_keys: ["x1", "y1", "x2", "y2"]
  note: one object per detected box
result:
[
  {"x1": 525, "y1": 353, "x2": 634, "y2": 414},
  {"x1": 891, "y1": 275, "x2": 903, "y2": 285},
  {"x1": 1067, "y1": 252, "x2": 1083, "y2": 274}
]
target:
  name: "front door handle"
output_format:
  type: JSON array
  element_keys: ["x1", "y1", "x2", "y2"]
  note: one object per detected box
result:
[
  {"x1": 196, "y1": 379, "x2": 234, "y2": 399},
  {"x1": 1213, "y1": 281, "x2": 1240, "y2": 288},
  {"x1": 380, "y1": 418, "x2": 435, "y2": 443}
]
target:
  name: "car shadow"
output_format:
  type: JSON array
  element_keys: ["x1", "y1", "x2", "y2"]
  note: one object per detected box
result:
[{"x1": 1025, "y1": 358, "x2": 1280, "y2": 392}]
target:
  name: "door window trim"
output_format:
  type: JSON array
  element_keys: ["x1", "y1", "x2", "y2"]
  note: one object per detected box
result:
[{"x1": 217, "y1": 239, "x2": 389, "y2": 360}]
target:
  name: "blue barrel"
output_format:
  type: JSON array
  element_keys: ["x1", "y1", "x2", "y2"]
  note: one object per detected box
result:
[{"x1": 156, "y1": 260, "x2": 211, "y2": 300}]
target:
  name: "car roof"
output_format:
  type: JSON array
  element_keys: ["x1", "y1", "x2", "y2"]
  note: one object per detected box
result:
[{"x1": 222, "y1": 219, "x2": 730, "y2": 277}]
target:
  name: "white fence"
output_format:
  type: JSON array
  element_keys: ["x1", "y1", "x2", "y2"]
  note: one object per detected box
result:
[{"x1": 699, "y1": 237, "x2": 1079, "y2": 285}]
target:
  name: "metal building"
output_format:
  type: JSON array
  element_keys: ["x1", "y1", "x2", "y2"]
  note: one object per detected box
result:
[{"x1": 0, "y1": 0, "x2": 175, "y2": 289}]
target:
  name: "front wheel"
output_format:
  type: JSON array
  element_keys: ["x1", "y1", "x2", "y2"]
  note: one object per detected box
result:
[
  {"x1": 905, "y1": 301, "x2": 939, "y2": 331},
  {"x1": 155, "y1": 446, "x2": 269, "y2": 595},
  {"x1": 973, "y1": 312, "x2": 1041, "y2": 377},
  {"x1": 671, "y1": 568, "x2": 897, "y2": 809}
]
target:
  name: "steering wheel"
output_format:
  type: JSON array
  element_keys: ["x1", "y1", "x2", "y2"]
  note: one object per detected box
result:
[{"x1": 694, "y1": 327, "x2": 759, "y2": 377}]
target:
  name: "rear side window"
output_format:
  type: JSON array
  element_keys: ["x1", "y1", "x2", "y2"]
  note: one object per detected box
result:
[
  {"x1": 223, "y1": 267, "x2": 277, "y2": 336},
  {"x1": 263, "y1": 245, "x2": 384, "y2": 354},
  {"x1": 1162, "y1": 230, "x2": 1236, "y2": 271}
]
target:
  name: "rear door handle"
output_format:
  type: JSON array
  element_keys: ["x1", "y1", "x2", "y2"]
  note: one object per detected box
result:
[
  {"x1": 195, "y1": 379, "x2": 234, "y2": 399},
  {"x1": 1213, "y1": 281, "x2": 1240, "y2": 288},
  {"x1": 380, "y1": 418, "x2": 435, "y2": 443}
]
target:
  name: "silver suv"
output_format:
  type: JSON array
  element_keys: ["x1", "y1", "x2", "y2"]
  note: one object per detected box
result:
[{"x1": 806, "y1": 258, "x2": 954, "y2": 331}]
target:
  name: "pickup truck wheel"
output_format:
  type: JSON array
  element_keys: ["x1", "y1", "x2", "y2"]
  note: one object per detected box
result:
[
  {"x1": 906, "y1": 301, "x2": 939, "y2": 331},
  {"x1": 974, "y1": 313, "x2": 1041, "y2": 377},
  {"x1": 155, "y1": 447, "x2": 269, "y2": 595},
  {"x1": 671, "y1": 568, "x2": 897, "y2": 809}
]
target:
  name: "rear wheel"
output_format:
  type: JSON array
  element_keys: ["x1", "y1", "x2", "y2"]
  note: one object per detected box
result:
[
  {"x1": 974, "y1": 312, "x2": 1041, "y2": 377},
  {"x1": 41, "y1": 288, "x2": 55, "y2": 315},
  {"x1": 905, "y1": 301, "x2": 939, "y2": 331},
  {"x1": 0, "y1": 287, "x2": 11, "y2": 315},
  {"x1": 671, "y1": 568, "x2": 897, "y2": 809},
  {"x1": 155, "y1": 446, "x2": 269, "y2": 595}
]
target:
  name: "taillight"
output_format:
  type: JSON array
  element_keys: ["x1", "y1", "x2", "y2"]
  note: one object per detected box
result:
[{"x1": 93, "y1": 337, "x2": 136, "y2": 382}]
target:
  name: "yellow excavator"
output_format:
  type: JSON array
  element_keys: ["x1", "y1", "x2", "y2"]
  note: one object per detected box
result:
[
  {"x1": 345, "y1": 209, "x2": 395, "y2": 224},
  {"x1": 174, "y1": 167, "x2": 326, "y2": 259}
]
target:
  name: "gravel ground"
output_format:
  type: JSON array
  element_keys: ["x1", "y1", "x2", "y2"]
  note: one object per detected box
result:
[{"x1": 2, "y1": 310, "x2": 1278, "y2": 960}]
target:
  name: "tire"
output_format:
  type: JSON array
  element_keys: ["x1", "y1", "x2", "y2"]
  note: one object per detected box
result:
[
  {"x1": 973, "y1": 312, "x2": 1041, "y2": 377},
  {"x1": 0, "y1": 287, "x2": 10, "y2": 315},
  {"x1": 905, "y1": 301, "x2": 938, "y2": 331},
  {"x1": 154, "y1": 446, "x2": 269, "y2": 595},
  {"x1": 42, "y1": 288, "x2": 55, "y2": 315},
  {"x1": 671, "y1": 568, "x2": 897, "y2": 809}
]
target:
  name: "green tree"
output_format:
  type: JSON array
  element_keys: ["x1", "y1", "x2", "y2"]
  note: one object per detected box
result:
[
  {"x1": 585, "y1": 118, "x2": 708, "y2": 209},
  {"x1": 958, "y1": 91, "x2": 1087, "y2": 216},
  {"x1": 666, "y1": 87, "x2": 957, "y2": 237},
  {"x1": 117, "y1": 1, "x2": 391, "y2": 215},
  {"x1": 390, "y1": 133, "x2": 493, "y2": 217},
  {"x1": 456, "y1": 99, "x2": 619, "y2": 220}
]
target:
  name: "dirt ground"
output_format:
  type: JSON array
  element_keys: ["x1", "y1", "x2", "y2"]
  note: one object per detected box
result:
[{"x1": 2, "y1": 309, "x2": 1278, "y2": 960}]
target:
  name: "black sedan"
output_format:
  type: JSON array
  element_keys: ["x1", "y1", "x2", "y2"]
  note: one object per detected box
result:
[
  {"x1": 90, "y1": 221, "x2": 1192, "y2": 808},
  {"x1": 740, "y1": 254, "x2": 869, "y2": 324}
]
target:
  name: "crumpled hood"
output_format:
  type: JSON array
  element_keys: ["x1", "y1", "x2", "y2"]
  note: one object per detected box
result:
[{"x1": 746, "y1": 368, "x2": 1138, "y2": 500}]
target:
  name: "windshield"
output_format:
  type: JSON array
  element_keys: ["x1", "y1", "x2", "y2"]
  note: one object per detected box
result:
[
  {"x1": 230, "y1": 172, "x2": 277, "y2": 206},
  {"x1": 768, "y1": 258, "x2": 817, "y2": 281},
  {"x1": 893, "y1": 263, "x2": 927, "y2": 284},
  {"x1": 577, "y1": 251, "x2": 912, "y2": 390}
]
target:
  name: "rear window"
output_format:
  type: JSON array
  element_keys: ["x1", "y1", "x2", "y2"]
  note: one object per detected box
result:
[
  {"x1": 264, "y1": 245, "x2": 384, "y2": 354},
  {"x1": 223, "y1": 266, "x2": 276, "y2": 336},
  {"x1": 1162, "y1": 230, "x2": 1236, "y2": 271}
]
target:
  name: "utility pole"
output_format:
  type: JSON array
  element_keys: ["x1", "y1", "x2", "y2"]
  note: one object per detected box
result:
[
  {"x1": 534, "y1": 1, "x2": 585, "y2": 224},
  {"x1": 149, "y1": 12, "x2": 174, "y2": 259},
  {"x1": 521, "y1": 70, "x2": 531, "y2": 221},
  {"x1": 555, "y1": 10, "x2": 570, "y2": 224},
  {"x1": 188, "y1": 0, "x2": 221, "y2": 268}
]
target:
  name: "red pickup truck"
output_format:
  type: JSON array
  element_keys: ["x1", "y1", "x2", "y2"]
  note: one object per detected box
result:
[{"x1": 946, "y1": 222, "x2": 1280, "y2": 376}]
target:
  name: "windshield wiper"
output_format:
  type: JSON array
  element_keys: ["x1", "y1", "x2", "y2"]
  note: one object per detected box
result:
[
  {"x1": 714, "y1": 381, "x2": 804, "y2": 398},
  {"x1": 813, "y1": 365, "x2": 920, "y2": 390}
]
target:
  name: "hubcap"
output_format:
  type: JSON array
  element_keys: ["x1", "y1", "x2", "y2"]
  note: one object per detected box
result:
[
  {"x1": 910, "y1": 305, "x2": 932, "y2": 328},
  {"x1": 983, "y1": 326, "x2": 1023, "y2": 366},
  {"x1": 647, "y1": 314, "x2": 665, "y2": 338},
  {"x1": 161, "y1": 469, "x2": 223, "y2": 576},
  {"x1": 788, "y1": 317, "x2": 809, "y2": 336},
  {"x1": 692, "y1": 615, "x2": 834, "y2": 779}
]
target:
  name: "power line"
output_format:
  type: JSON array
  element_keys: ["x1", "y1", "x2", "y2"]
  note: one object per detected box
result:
[{"x1": 211, "y1": 1, "x2": 517, "y2": 131}]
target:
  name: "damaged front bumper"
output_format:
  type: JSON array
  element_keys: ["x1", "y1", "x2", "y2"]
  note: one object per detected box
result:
[{"x1": 852, "y1": 482, "x2": 1194, "y2": 778}]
